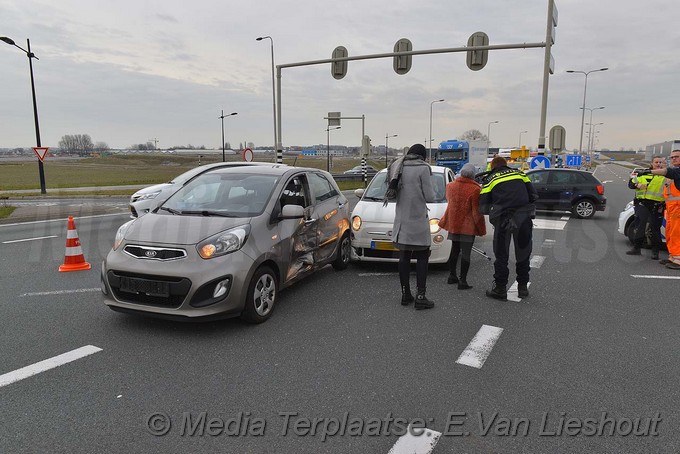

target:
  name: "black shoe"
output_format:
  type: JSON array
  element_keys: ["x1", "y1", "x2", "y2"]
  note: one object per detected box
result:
[
  {"x1": 518, "y1": 283, "x2": 529, "y2": 298},
  {"x1": 401, "y1": 285, "x2": 414, "y2": 306},
  {"x1": 626, "y1": 247, "x2": 641, "y2": 256},
  {"x1": 666, "y1": 262, "x2": 680, "y2": 270},
  {"x1": 447, "y1": 274, "x2": 459, "y2": 285},
  {"x1": 486, "y1": 283, "x2": 507, "y2": 301},
  {"x1": 651, "y1": 251, "x2": 659, "y2": 260},
  {"x1": 660, "y1": 259, "x2": 670, "y2": 265},
  {"x1": 457, "y1": 281, "x2": 472, "y2": 290},
  {"x1": 415, "y1": 288, "x2": 434, "y2": 310}
]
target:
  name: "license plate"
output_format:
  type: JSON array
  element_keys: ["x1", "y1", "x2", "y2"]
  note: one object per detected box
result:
[
  {"x1": 119, "y1": 277, "x2": 169, "y2": 297},
  {"x1": 371, "y1": 241, "x2": 397, "y2": 251}
]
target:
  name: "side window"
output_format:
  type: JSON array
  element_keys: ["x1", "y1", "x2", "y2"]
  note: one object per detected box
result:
[
  {"x1": 279, "y1": 175, "x2": 309, "y2": 208},
  {"x1": 527, "y1": 171, "x2": 548, "y2": 185},
  {"x1": 307, "y1": 172, "x2": 339, "y2": 203},
  {"x1": 549, "y1": 171, "x2": 581, "y2": 185}
]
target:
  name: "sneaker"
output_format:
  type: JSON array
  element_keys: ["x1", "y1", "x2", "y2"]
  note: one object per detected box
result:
[
  {"x1": 518, "y1": 283, "x2": 529, "y2": 298},
  {"x1": 485, "y1": 284, "x2": 507, "y2": 301}
]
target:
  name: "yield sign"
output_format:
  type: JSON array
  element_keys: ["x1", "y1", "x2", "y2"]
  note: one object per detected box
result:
[{"x1": 32, "y1": 147, "x2": 50, "y2": 162}]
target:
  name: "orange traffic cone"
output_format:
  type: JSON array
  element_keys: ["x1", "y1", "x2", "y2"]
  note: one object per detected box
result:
[{"x1": 59, "y1": 216, "x2": 91, "y2": 272}]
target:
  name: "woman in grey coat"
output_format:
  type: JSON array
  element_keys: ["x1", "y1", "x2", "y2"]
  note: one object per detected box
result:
[{"x1": 386, "y1": 143, "x2": 436, "y2": 309}]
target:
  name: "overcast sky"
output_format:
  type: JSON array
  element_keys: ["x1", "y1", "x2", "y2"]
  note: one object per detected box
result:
[{"x1": 1, "y1": 0, "x2": 679, "y2": 152}]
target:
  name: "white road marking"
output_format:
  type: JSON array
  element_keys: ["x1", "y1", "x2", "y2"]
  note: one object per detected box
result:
[
  {"x1": 533, "y1": 219, "x2": 567, "y2": 230},
  {"x1": 601, "y1": 180, "x2": 613, "y2": 184},
  {"x1": 542, "y1": 239, "x2": 556, "y2": 248},
  {"x1": 631, "y1": 275, "x2": 680, "y2": 280},
  {"x1": 0, "y1": 345, "x2": 102, "y2": 388},
  {"x1": 456, "y1": 325, "x2": 504, "y2": 369},
  {"x1": 530, "y1": 255, "x2": 545, "y2": 268},
  {"x1": 0, "y1": 212, "x2": 128, "y2": 228},
  {"x1": 358, "y1": 272, "x2": 395, "y2": 276},
  {"x1": 387, "y1": 425, "x2": 441, "y2": 454},
  {"x1": 560, "y1": 215, "x2": 571, "y2": 221},
  {"x1": 20, "y1": 288, "x2": 100, "y2": 297},
  {"x1": 507, "y1": 281, "x2": 531, "y2": 302},
  {"x1": 2, "y1": 235, "x2": 58, "y2": 244}
]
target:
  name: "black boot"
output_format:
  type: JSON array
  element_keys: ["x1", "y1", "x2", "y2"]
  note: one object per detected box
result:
[
  {"x1": 401, "y1": 285, "x2": 414, "y2": 305},
  {"x1": 626, "y1": 246, "x2": 641, "y2": 256},
  {"x1": 518, "y1": 282, "x2": 529, "y2": 298},
  {"x1": 447, "y1": 273, "x2": 459, "y2": 284},
  {"x1": 457, "y1": 277, "x2": 472, "y2": 290},
  {"x1": 415, "y1": 287, "x2": 434, "y2": 310},
  {"x1": 486, "y1": 282, "x2": 507, "y2": 301}
]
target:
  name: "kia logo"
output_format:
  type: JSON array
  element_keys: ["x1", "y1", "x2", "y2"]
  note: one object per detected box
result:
[{"x1": 144, "y1": 250, "x2": 157, "y2": 258}]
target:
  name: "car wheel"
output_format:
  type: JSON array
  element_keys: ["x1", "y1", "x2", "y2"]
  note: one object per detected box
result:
[
  {"x1": 241, "y1": 266, "x2": 278, "y2": 324},
  {"x1": 332, "y1": 233, "x2": 351, "y2": 270},
  {"x1": 572, "y1": 199, "x2": 595, "y2": 219},
  {"x1": 625, "y1": 218, "x2": 636, "y2": 245}
]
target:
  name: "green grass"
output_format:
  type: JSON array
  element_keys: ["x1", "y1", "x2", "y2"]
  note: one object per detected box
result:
[
  {"x1": 0, "y1": 154, "x2": 388, "y2": 191},
  {"x1": 0, "y1": 206, "x2": 16, "y2": 219}
]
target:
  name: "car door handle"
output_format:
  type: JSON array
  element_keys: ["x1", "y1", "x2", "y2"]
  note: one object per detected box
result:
[
  {"x1": 338, "y1": 201, "x2": 346, "y2": 208},
  {"x1": 304, "y1": 218, "x2": 318, "y2": 224}
]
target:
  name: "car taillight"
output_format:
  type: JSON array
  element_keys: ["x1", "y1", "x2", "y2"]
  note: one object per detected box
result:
[{"x1": 596, "y1": 185, "x2": 604, "y2": 195}]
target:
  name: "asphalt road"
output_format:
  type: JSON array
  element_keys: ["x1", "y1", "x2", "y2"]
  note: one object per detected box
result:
[{"x1": 1, "y1": 164, "x2": 679, "y2": 453}]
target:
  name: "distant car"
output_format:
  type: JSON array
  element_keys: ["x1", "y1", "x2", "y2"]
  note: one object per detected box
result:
[
  {"x1": 103, "y1": 164, "x2": 351, "y2": 323},
  {"x1": 343, "y1": 165, "x2": 379, "y2": 176},
  {"x1": 617, "y1": 201, "x2": 666, "y2": 246},
  {"x1": 129, "y1": 162, "x2": 277, "y2": 218},
  {"x1": 349, "y1": 166, "x2": 454, "y2": 263},
  {"x1": 525, "y1": 168, "x2": 607, "y2": 219}
]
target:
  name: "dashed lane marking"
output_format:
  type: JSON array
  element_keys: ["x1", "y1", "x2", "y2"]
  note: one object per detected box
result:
[
  {"x1": 560, "y1": 215, "x2": 571, "y2": 221},
  {"x1": 0, "y1": 212, "x2": 128, "y2": 228},
  {"x1": 20, "y1": 288, "x2": 100, "y2": 297},
  {"x1": 631, "y1": 275, "x2": 680, "y2": 280},
  {"x1": 530, "y1": 255, "x2": 546, "y2": 268},
  {"x1": 507, "y1": 281, "x2": 531, "y2": 302},
  {"x1": 533, "y1": 219, "x2": 567, "y2": 230},
  {"x1": 387, "y1": 425, "x2": 441, "y2": 454},
  {"x1": 0, "y1": 345, "x2": 102, "y2": 388},
  {"x1": 456, "y1": 325, "x2": 504, "y2": 369},
  {"x1": 2, "y1": 235, "x2": 58, "y2": 244}
]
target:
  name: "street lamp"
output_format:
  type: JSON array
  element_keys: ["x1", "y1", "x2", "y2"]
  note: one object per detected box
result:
[
  {"x1": 256, "y1": 36, "x2": 277, "y2": 160},
  {"x1": 518, "y1": 130, "x2": 528, "y2": 148},
  {"x1": 566, "y1": 67, "x2": 608, "y2": 154},
  {"x1": 429, "y1": 99, "x2": 445, "y2": 163},
  {"x1": 487, "y1": 120, "x2": 499, "y2": 156},
  {"x1": 385, "y1": 134, "x2": 397, "y2": 168},
  {"x1": 1, "y1": 36, "x2": 46, "y2": 194},
  {"x1": 581, "y1": 106, "x2": 604, "y2": 157},
  {"x1": 326, "y1": 126, "x2": 341, "y2": 172},
  {"x1": 586, "y1": 122, "x2": 604, "y2": 154},
  {"x1": 219, "y1": 110, "x2": 238, "y2": 162}
]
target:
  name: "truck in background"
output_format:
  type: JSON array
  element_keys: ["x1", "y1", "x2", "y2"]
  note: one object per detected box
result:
[{"x1": 435, "y1": 140, "x2": 488, "y2": 173}]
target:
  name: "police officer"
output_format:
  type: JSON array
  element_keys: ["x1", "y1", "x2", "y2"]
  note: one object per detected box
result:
[
  {"x1": 479, "y1": 156, "x2": 538, "y2": 300},
  {"x1": 626, "y1": 156, "x2": 666, "y2": 260}
]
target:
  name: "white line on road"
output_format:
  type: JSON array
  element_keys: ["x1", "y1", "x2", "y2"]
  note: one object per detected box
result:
[
  {"x1": 533, "y1": 219, "x2": 567, "y2": 230},
  {"x1": 560, "y1": 215, "x2": 571, "y2": 221},
  {"x1": 20, "y1": 288, "x2": 100, "y2": 297},
  {"x1": 387, "y1": 425, "x2": 441, "y2": 454},
  {"x1": 542, "y1": 239, "x2": 556, "y2": 248},
  {"x1": 0, "y1": 212, "x2": 128, "y2": 228},
  {"x1": 456, "y1": 325, "x2": 504, "y2": 369},
  {"x1": 2, "y1": 235, "x2": 58, "y2": 244},
  {"x1": 507, "y1": 281, "x2": 531, "y2": 302},
  {"x1": 631, "y1": 275, "x2": 680, "y2": 280},
  {"x1": 358, "y1": 272, "x2": 396, "y2": 276},
  {"x1": 530, "y1": 256, "x2": 545, "y2": 268},
  {"x1": 0, "y1": 345, "x2": 102, "y2": 388}
]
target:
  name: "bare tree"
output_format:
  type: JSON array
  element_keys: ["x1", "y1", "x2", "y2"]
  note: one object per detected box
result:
[
  {"x1": 94, "y1": 141, "x2": 109, "y2": 151},
  {"x1": 58, "y1": 134, "x2": 94, "y2": 154},
  {"x1": 458, "y1": 129, "x2": 487, "y2": 142}
]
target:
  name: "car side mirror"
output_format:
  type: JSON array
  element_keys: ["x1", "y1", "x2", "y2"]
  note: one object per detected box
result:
[
  {"x1": 279, "y1": 204, "x2": 305, "y2": 219},
  {"x1": 354, "y1": 188, "x2": 365, "y2": 198}
]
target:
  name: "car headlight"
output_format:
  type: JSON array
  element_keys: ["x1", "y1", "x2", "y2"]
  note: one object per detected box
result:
[
  {"x1": 113, "y1": 220, "x2": 134, "y2": 251},
  {"x1": 429, "y1": 218, "x2": 441, "y2": 234},
  {"x1": 625, "y1": 201, "x2": 634, "y2": 211},
  {"x1": 352, "y1": 216, "x2": 362, "y2": 231},
  {"x1": 197, "y1": 224, "x2": 251, "y2": 259},
  {"x1": 132, "y1": 190, "x2": 162, "y2": 202}
]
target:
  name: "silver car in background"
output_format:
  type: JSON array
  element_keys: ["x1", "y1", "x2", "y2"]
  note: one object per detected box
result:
[{"x1": 103, "y1": 164, "x2": 351, "y2": 323}]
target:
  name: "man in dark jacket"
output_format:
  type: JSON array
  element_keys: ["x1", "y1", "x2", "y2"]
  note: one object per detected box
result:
[{"x1": 479, "y1": 156, "x2": 538, "y2": 300}]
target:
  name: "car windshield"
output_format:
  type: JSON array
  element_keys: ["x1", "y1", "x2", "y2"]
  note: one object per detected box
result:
[
  {"x1": 437, "y1": 151, "x2": 465, "y2": 160},
  {"x1": 362, "y1": 171, "x2": 447, "y2": 203},
  {"x1": 160, "y1": 172, "x2": 279, "y2": 217}
]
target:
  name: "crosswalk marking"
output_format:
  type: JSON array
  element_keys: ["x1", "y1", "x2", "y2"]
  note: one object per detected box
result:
[
  {"x1": 631, "y1": 275, "x2": 680, "y2": 280},
  {"x1": 456, "y1": 325, "x2": 503, "y2": 369},
  {"x1": 532, "y1": 219, "x2": 567, "y2": 230},
  {"x1": 387, "y1": 426, "x2": 442, "y2": 454}
]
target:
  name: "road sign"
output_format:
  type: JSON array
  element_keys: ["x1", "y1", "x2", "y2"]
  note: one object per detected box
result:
[
  {"x1": 565, "y1": 154, "x2": 582, "y2": 167},
  {"x1": 242, "y1": 147, "x2": 254, "y2": 162},
  {"x1": 549, "y1": 125, "x2": 566, "y2": 151},
  {"x1": 331, "y1": 46, "x2": 348, "y2": 80},
  {"x1": 466, "y1": 32, "x2": 489, "y2": 71},
  {"x1": 393, "y1": 38, "x2": 412, "y2": 75},
  {"x1": 585, "y1": 156, "x2": 591, "y2": 162},
  {"x1": 32, "y1": 147, "x2": 49, "y2": 162},
  {"x1": 530, "y1": 155, "x2": 551, "y2": 169},
  {"x1": 327, "y1": 111, "x2": 341, "y2": 126}
]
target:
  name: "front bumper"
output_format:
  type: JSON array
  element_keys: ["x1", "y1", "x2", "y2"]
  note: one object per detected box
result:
[{"x1": 350, "y1": 223, "x2": 451, "y2": 264}]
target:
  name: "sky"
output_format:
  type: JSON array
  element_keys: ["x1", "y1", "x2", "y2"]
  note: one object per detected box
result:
[{"x1": 1, "y1": 0, "x2": 679, "y2": 153}]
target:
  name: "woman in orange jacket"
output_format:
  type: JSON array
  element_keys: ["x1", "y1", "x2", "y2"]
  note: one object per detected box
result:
[{"x1": 438, "y1": 163, "x2": 487, "y2": 289}]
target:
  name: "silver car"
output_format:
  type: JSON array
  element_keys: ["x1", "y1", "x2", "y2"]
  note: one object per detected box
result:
[
  {"x1": 129, "y1": 162, "x2": 275, "y2": 218},
  {"x1": 102, "y1": 164, "x2": 351, "y2": 323}
]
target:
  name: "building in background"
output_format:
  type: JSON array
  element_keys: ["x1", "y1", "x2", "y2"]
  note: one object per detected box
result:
[{"x1": 646, "y1": 140, "x2": 680, "y2": 160}]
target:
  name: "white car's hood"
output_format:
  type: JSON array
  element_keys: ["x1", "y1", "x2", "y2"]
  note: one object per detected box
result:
[
  {"x1": 133, "y1": 182, "x2": 173, "y2": 196},
  {"x1": 124, "y1": 212, "x2": 251, "y2": 245},
  {"x1": 352, "y1": 200, "x2": 446, "y2": 223}
]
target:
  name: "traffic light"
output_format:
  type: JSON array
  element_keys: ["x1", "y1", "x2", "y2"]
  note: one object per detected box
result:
[{"x1": 331, "y1": 46, "x2": 348, "y2": 80}]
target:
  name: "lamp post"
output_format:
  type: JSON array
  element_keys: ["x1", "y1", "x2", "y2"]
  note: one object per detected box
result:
[
  {"x1": 219, "y1": 110, "x2": 238, "y2": 162},
  {"x1": 487, "y1": 120, "x2": 499, "y2": 156},
  {"x1": 256, "y1": 36, "x2": 277, "y2": 159},
  {"x1": 326, "y1": 126, "x2": 341, "y2": 172},
  {"x1": 581, "y1": 105, "x2": 604, "y2": 158},
  {"x1": 586, "y1": 122, "x2": 604, "y2": 154},
  {"x1": 1, "y1": 37, "x2": 46, "y2": 194},
  {"x1": 429, "y1": 99, "x2": 445, "y2": 163},
  {"x1": 518, "y1": 130, "x2": 528, "y2": 148},
  {"x1": 385, "y1": 134, "x2": 397, "y2": 168},
  {"x1": 566, "y1": 67, "x2": 608, "y2": 154}
]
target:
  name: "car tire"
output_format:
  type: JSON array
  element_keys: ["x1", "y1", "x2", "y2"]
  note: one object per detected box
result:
[
  {"x1": 572, "y1": 199, "x2": 595, "y2": 219},
  {"x1": 241, "y1": 266, "x2": 278, "y2": 324},
  {"x1": 332, "y1": 233, "x2": 351, "y2": 271},
  {"x1": 625, "y1": 217, "x2": 637, "y2": 245}
]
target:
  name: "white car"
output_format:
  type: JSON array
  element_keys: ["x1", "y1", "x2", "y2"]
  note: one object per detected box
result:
[
  {"x1": 350, "y1": 166, "x2": 455, "y2": 263},
  {"x1": 129, "y1": 162, "x2": 282, "y2": 217},
  {"x1": 617, "y1": 200, "x2": 666, "y2": 246}
]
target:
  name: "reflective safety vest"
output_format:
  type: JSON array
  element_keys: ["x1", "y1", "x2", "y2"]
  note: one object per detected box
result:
[
  {"x1": 479, "y1": 169, "x2": 531, "y2": 194},
  {"x1": 664, "y1": 178, "x2": 680, "y2": 214},
  {"x1": 634, "y1": 174, "x2": 665, "y2": 202}
]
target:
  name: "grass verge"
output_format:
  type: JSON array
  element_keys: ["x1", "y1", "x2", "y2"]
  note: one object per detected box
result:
[{"x1": 0, "y1": 206, "x2": 16, "y2": 219}]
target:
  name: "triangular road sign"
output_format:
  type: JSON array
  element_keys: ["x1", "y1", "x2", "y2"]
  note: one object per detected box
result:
[{"x1": 32, "y1": 147, "x2": 49, "y2": 162}]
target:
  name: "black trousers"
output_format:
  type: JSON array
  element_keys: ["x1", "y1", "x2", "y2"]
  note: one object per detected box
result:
[
  {"x1": 448, "y1": 234, "x2": 475, "y2": 279},
  {"x1": 491, "y1": 212, "x2": 533, "y2": 287},
  {"x1": 632, "y1": 202, "x2": 663, "y2": 251},
  {"x1": 399, "y1": 249, "x2": 430, "y2": 290}
]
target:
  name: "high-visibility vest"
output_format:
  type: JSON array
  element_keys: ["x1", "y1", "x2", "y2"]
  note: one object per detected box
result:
[
  {"x1": 664, "y1": 178, "x2": 680, "y2": 213},
  {"x1": 479, "y1": 169, "x2": 530, "y2": 195},
  {"x1": 634, "y1": 174, "x2": 665, "y2": 202}
]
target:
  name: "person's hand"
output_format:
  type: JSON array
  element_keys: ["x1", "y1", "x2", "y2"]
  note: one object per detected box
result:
[
  {"x1": 636, "y1": 169, "x2": 652, "y2": 176},
  {"x1": 637, "y1": 183, "x2": 648, "y2": 190}
]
